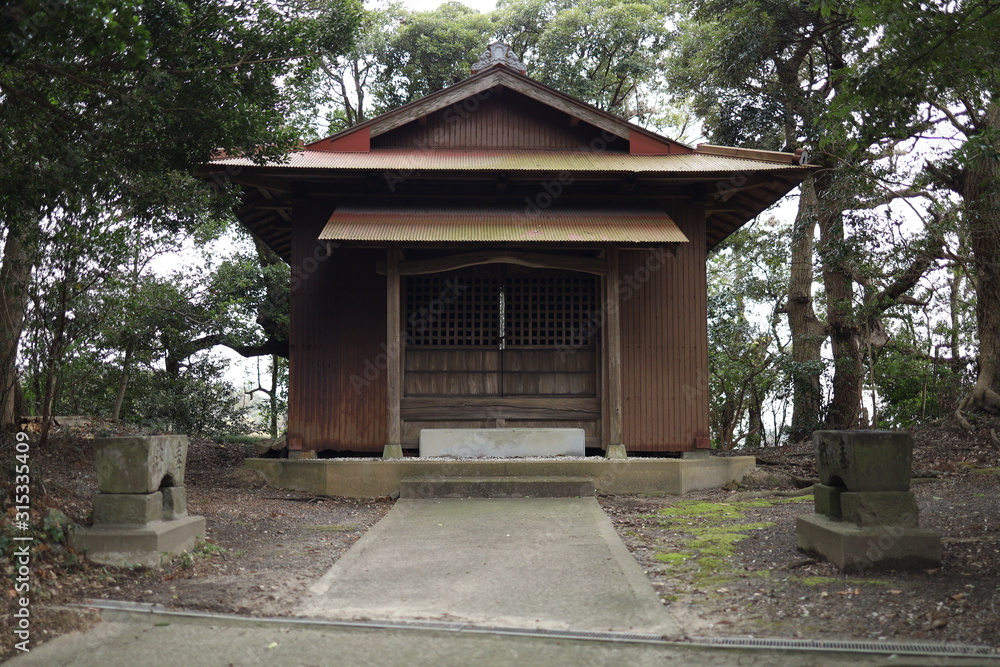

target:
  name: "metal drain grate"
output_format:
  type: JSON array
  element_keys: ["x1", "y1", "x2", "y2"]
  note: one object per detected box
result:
[
  {"x1": 689, "y1": 635, "x2": 996, "y2": 656},
  {"x1": 79, "y1": 601, "x2": 996, "y2": 658}
]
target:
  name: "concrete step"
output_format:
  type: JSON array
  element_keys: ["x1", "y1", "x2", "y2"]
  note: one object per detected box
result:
[{"x1": 398, "y1": 475, "x2": 595, "y2": 499}]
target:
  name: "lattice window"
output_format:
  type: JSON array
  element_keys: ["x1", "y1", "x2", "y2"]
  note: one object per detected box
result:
[
  {"x1": 505, "y1": 276, "x2": 597, "y2": 347},
  {"x1": 405, "y1": 276, "x2": 500, "y2": 346},
  {"x1": 404, "y1": 273, "x2": 597, "y2": 348}
]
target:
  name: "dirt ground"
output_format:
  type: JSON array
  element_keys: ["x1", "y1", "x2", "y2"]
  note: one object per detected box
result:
[{"x1": 2, "y1": 419, "x2": 999, "y2": 660}]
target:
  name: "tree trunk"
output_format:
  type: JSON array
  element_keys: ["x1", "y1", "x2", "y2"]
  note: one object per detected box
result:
[
  {"x1": 269, "y1": 354, "x2": 278, "y2": 439},
  {"x1": 949, "y1": 266, "x2": 964, "y2": 404},
  {"x1": 39, "y1": 280, "x2": 70, "y2": 446},
  {"x1": 0, "y1": 221, "x2": 35, "y2": 430},
  {"x1": 785, "y1": 178, "x2": 827, "y2": 440},
  {"x1": 112, "y1": 344, "x2": 133, "y2": 422},
  {"x1": 959, "y1": 99, "x2": 1000, "y2": 414},
  {"x1": 817, "y1": 173, "x2": 865, "y2": 429},
  {"x1": 747, "y1": 388, "x2": 765, "y2": 448}
]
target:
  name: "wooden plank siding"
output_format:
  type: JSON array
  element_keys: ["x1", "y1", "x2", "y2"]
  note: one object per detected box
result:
[
  {"x1": 288, "y1": 198, "x2": 387, "y2": 453},
  {"x1": 371, "y1": 90, "x2": 628, "y2": 151},
  {"x1": 620, "y1": 205, "x2": 710, "y2": 451}
]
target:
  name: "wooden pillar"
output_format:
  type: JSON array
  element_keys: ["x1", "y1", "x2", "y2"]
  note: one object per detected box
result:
[
  {"x1": 605, "y1": 247, "x2": 626, "y2": 458},
  {"x1": 384, "y1": 245, "x2": 403, "y2": 458}
]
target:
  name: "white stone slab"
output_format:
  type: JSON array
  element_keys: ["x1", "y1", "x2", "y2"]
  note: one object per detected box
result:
[{"x1": 419, "y1": 428, "x2": 586, "y2": 458}]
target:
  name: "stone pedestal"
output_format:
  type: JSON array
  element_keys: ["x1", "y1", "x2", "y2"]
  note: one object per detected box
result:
[
  {"x1": 797, "y1": 430, "x2": 940, "y2": 572},
  {"x1": 796, "y1": 514, "x2": 941, "y2": 573},
  {"x1": 418, "y1": 428, "x2": 586, "y2": 458},
  {"x1": 71, "y1": 435, "x2": 205, "y2": 568}
]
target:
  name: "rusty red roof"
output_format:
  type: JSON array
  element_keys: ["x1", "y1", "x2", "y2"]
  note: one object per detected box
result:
[
  {"x1": 318, "y1": 204, "x2": 690, "y2": 243},
  {"x1": 210, "y1": 149, "x2": 804, "y2": 173}
]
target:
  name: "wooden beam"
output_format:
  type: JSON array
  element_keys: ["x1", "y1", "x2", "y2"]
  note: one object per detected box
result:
[
  {"x1": 499, "y1": 71, "x2": 629, "y2": 140},
  {"x1": 387, "y1": 246, "x2": 402, "y2": 446},
  {"x1": 400, "y1": 397, "x2": 600, "y2": 421},
  {"x1": 369, "y1": 75, "x2": 501, "y2": 137},
  {"x1": 696, "y1": 143, "x2": 804, "y2": 165},
  {"x1": 605, "y1": 247, "x2": 623, "y2": 447},
  {"x1": 385, "y1": 250, "x2": 608, "y2": 276}
]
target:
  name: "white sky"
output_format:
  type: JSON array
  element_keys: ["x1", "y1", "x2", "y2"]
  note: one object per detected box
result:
[{"x1": 391, "y1": 0, "x2": 497, "y2": 11}]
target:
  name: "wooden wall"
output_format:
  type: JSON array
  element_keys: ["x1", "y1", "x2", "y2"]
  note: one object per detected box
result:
[
  {"x1": 287, "y1": 197, "x2": 711, "y2": 454},
  {"x1": 620, "y1": 205, "x2": 710, "y2": 451},
  {"x1": 372, "y1": 90, "x2": 628, "y2": 151},
  {"x1": 288, "y1": 198, "x2": 387, "y2": 453}
]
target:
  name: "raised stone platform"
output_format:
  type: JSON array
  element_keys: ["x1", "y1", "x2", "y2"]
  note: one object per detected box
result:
[
  {"x1": 796, "y1": 514, "x2": 941, "y2": 573},
  {"x1": 419, "y1": 428, "x2": 586, "y2": 458},
  {"x1": 244, "y1": 456, "x2": 756, "y2": 498},
  {"x1": 399, "y1": 476, "x2": 595, "y2": 498},
  {"x1": 71, "y1": 516, "x2": 206, "y2": 568}
]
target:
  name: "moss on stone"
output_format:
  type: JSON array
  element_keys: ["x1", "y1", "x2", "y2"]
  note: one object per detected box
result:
[
  {"x1": 657, "y1": 501, "x2": 749, "y2": 519},
  {"x1": 690, "y1": 521, "x2": 775, "y2": 535},
  {"x1": 655, "y1": 552, "x2": 690, "y2": 565},
  {"x1": 796, "y1": 576, "x2": 841, "y2": 587}
]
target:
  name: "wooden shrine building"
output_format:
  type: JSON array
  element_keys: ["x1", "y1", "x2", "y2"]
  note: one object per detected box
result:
[{"x1": 200, "y1": 43, "x2": 812, "y2": 460}]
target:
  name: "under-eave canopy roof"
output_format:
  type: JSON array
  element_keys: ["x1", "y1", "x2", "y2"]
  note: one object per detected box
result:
[{"x1": 319, "y1": 204, "x2": 690, "y2": 244}]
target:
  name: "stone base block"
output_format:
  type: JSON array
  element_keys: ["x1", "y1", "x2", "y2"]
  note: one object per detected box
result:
[
  {"x1": 94, "y1": 435, "x2": 189, "y2": 494},
  {"x1": 418, "y1": 428, "x2": 585, "y2": 458},
  {"x1": 841, "y1": 491, "x2": 919, "y2": 527},
  {"x1": 813, "y1": 484, "x2": 844, "y2": 518},
  {"x1": 399, "y1": 475, "x2": 594, "y2": 499},
  {"x1": 71, "y1": 516, "x2": 206, "y2": 568},
  {"x1": 161, "y1": 486, "x2": 188, "y2": 520},
  {"x1": 245, "y1": 455, "x2": 757, "y2": 497},
  {"x1": 813, "y1": 430, "x2": 912, "y2": 492},
  {"x1": 680, "y1": 450, "x2": 710, "y2": 459},
  {"x1": 92, "y1": 492, "x2": 162, "y2": 526},
  {"x1": 605, "y1": 444, "x2": 628, "y2": 460},
  {"x1": 382, "y1": 444, "x2": 404, "y2": 459},
  {"x1": 796, "y1": 514, "x2": 940, "y2": 573}
]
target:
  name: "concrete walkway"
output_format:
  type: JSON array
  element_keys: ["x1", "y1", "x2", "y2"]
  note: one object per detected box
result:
[
  {"x1": 297, "y1": 497, "x2": 679, "y2": 633},
  {"x1": 7, "y1": 497, "x2": 998, "y2": 666}
]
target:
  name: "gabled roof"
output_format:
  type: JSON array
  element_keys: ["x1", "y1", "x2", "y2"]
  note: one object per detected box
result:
[
  {"x1": 302, "y1": 64, "x2": 692, "y2": 156},
  {"x1": 198, "y1": 61, "x2": 814, "y2": 260}
]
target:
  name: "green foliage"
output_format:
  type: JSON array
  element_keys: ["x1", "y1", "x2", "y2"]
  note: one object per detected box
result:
[
  {"x1": 1, "y1": 0, "x2": 359, "y2": 226},
  {"x1": 17, "y1": 229, "x2": 276, "y2": 435},
  {"x1": 376, "y1": 2, "x2": 493, "y2": 108},
  {"x1": 302, "y1": 0, "x2": 678, "y2": 130},
  {"x1": 124, "y1": 353, "x2": 252, "y2": 436},
  {"x1": 495, "y1": 0, "x2": 673, "y2": 120},
  {"x1": 707, "y1": 219, "x2": 791, "y2": 448},
  {"x1": 286, "y1": 3, "x2": 405, "y2": 135}
]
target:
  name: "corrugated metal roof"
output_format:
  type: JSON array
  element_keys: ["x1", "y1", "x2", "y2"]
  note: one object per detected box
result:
[
  {"x1": 318, "y1": 205, "x2": 690, "y2": 243},
  {"x1": 211, "y1": 149, "x2": 804, "y2": 173}
]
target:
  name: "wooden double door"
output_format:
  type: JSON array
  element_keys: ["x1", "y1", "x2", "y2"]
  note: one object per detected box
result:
[{"x1": 399, "y1": 265, "x2": 602, "y2": 446}]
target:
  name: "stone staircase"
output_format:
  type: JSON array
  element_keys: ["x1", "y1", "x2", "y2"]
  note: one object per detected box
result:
[{"x1": 398, "y1": 475, "x2": 595, "y2": 499}]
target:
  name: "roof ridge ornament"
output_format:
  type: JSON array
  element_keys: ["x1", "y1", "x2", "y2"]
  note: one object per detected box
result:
[{"x1": 471, "y1": 41, "x2": 527, "y2": 75}]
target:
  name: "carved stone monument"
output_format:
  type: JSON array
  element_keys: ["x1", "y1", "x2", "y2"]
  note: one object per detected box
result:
[
  {"x1": 71, "y1": 435, "x2": 206, "y2": 567},
  {"x1": 796, "y1": 430, "x2": 941, "y2": 572}
]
